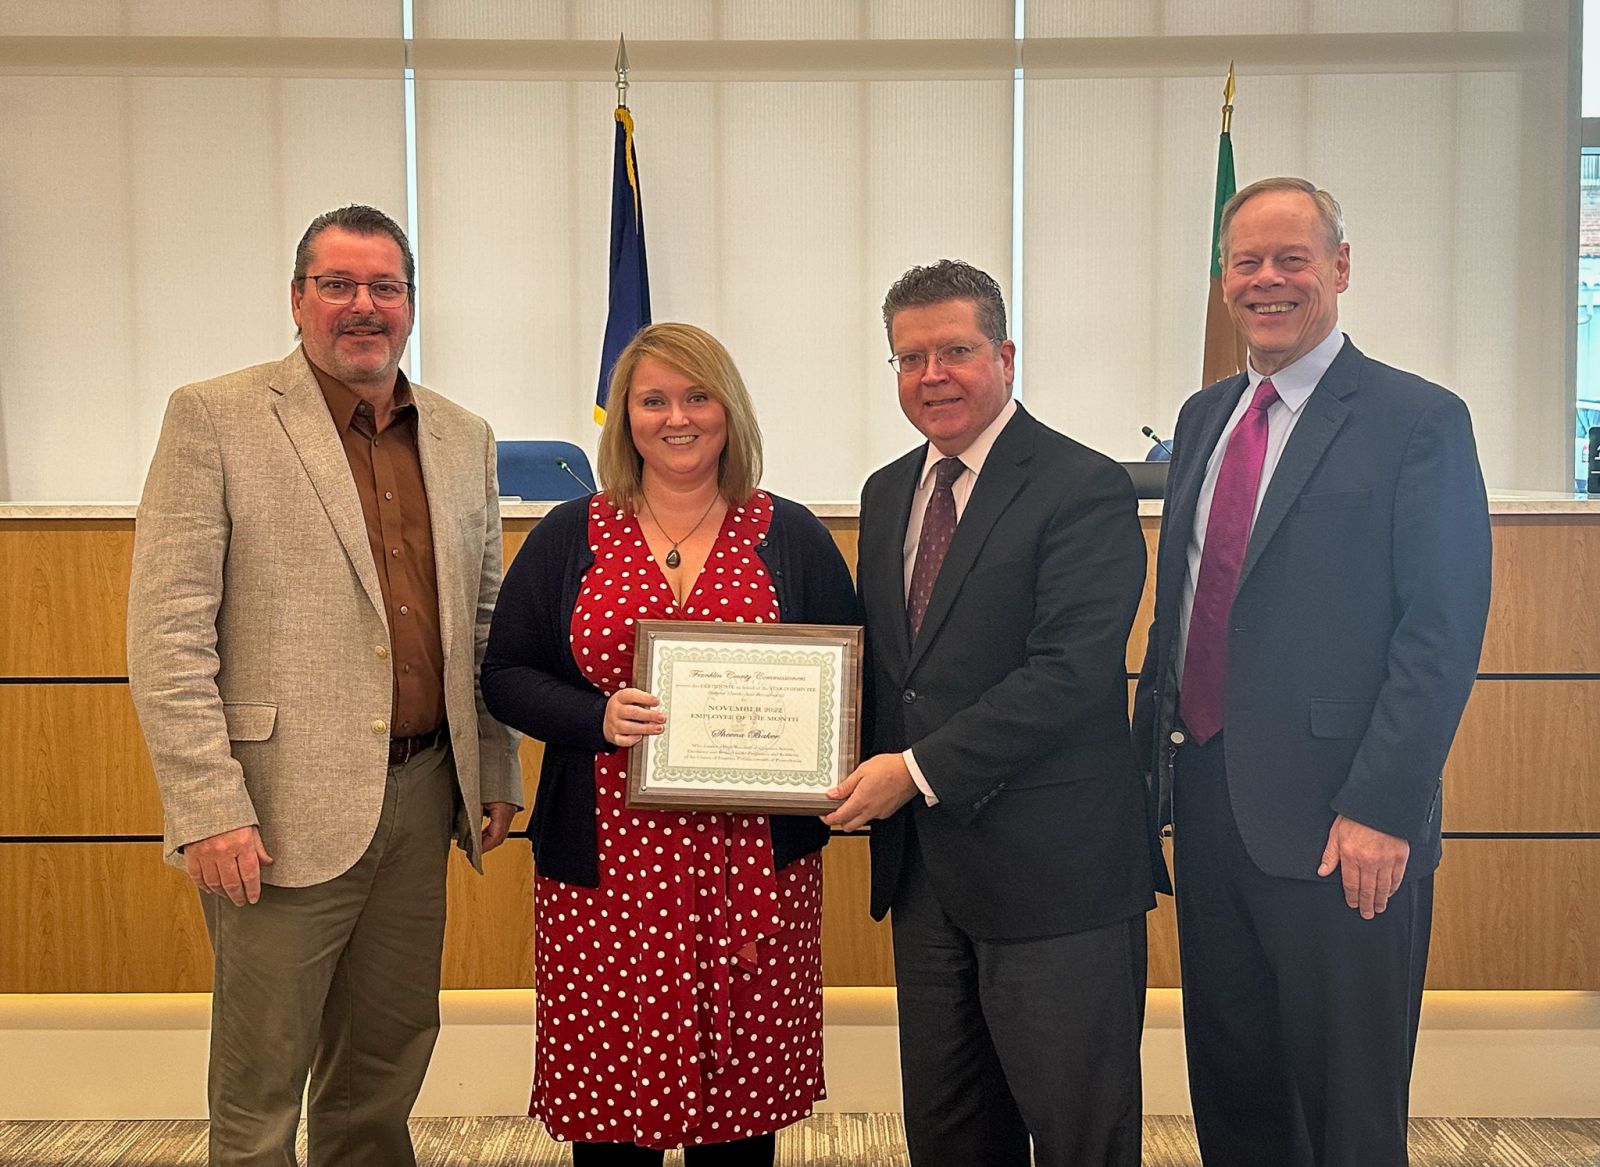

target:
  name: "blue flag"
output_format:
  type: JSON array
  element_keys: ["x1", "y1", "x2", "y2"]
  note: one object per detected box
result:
[{"x1": 596, "y1": 106, "x2": 651, "y2": 423}]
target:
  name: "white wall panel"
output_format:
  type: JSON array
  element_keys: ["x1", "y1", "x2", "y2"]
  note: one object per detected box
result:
[{"x1": 0, "y1": 0, "x2": 1576, "y2": 498}]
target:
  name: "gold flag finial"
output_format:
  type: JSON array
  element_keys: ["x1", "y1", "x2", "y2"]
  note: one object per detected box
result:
[
  {"x1": 1221, "y1": 61, "x2": 1236, "y2": 135},
  {"x1": 615, "y1": 33, "x2": 630, "y2": 109}
]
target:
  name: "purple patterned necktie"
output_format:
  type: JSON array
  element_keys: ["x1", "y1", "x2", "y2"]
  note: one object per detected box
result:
[
  {"x1": 908, "y1": 456, "x2": 965, "y2": 637},
  {"x1": 1180, "y1": 378, "x2": 1280, "y2": 744}
]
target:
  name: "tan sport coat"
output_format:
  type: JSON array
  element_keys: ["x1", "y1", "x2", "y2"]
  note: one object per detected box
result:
[{"x1": 128, "y1": 348, "x2": 521, "y2": 887}]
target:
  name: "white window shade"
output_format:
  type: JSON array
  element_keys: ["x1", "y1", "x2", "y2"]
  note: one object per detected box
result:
[
  {"x1": 0, "y1": 73, "x2": 406, "y2": 501},
  {"x1": 411, "y1": 1, "x2": 1012, "y2": 41},
  {"x1": 415, "y1": 76, "x2": 1013, "y2": 502},
  {"x1": 1019, "y1": 11, "x2": 1573, "y2": 489},
  {"x1": 0, "y1": 1, "x2": 1577, "y2": 500},
  {"x1": 0, "y1": 1, "x2": 398, "y2": 37}
]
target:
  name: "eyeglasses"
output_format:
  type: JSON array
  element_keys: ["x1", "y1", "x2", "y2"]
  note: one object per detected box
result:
[
  {"x1": 301, "y1": 274, "x2": 414, "y2": 308},
  {"x1": 888, "y1": 338, "x2": 1001, "y2": 376}
]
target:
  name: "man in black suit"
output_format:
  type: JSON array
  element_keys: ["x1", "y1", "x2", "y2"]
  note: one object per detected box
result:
[
  {"x1": 826, "y1": 260, "x2": 1157, "y2": 1167},
  {"x1": 1134, "y1": 178, "x2": 1492, "y2": 1167}
]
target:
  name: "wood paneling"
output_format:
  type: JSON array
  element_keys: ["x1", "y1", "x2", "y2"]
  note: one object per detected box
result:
[
  {"x1": 0, "y1": 838, "x2": 536, "y2": 994},
  {"x1": 1128, "y1": 519, "x2": 1160, "y2": 674},
  {"x1": 1429, "y1": 839, "x2": 1600, "y2": 990},
  {"x1": 4, "y1": 832, "x2": 1594, "y2": 992},
  {"x1": 502, "y1": 519, "x2": 534, "y2": 570},
  {"x1": 821, "y1": 519, "x2": 859, "y2": 581},
  {"x1": 816, "y1": 833, "x2": 1184, "y2": 990},
  {"x1": 513, "y1": 736, "x2": 544, "y2": 831},
  {"x1": 3, "y1": 512, "x2": 1596, "y2": 995},
  {"x1": 0, "y1": 684, "x2": 162, "y2": 835},
  {"x1": 1482, "y1": 518, "x2": 1600, "y2": 673},
  {"x1": 821, "y1": 834, "x2": 893, "y2": 986},
  {"x1": 1445, "y1": 680, "x2": 1600, "y2": 833},
  {"x1": 442, "y1": 839, "x2": 533, "y2": 989},
  {"x1": 1149, "y1": 838, "x2": 1180, "y2": 988},
  {"x1": 1150, "y1": 839, "x2": 1600, "y2": 992},
  {"x1": 1129, "y1": 515, "x2": 1600, "y2": 678},
  {"x1": 0, "y1": 842, "x2": 210, "y2": 993},
  {"x1": 8, "y1": 514, "x2": 1580, "y2": 682},
  {"x1": 0, "y1": 522, "x2": 132, "y2": 676}
]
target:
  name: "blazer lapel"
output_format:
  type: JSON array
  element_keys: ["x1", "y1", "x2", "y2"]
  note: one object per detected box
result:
[
  {"x1": 415, "y1": 393, "x2": 462, "y2": 662},
  {"x1": 1238, "y1": 342, "x2": 1359, "y2": 586},
  {"x1": 866, "y1": 448, "x2": 922, "y2": 668},
  {"x1": 1160, "y1": 377, "x2": 1245, "y2": 606},
  {"x1": 905, "y1": 409, "x2": 1030, "y2": 675},
  {"x1": 270, "y1": 350, "x2": 388, "y2": 625}
]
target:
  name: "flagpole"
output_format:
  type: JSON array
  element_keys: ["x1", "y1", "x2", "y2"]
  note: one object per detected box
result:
[
  {"x1": 615, "y1": 33, "x2": 629, "y2": 109},
  {"x1": 1201, "y1": 62, "x2": 1247, "y2": 387},
  {"x1": 595, "y1": 33, "x2": 652, "y2": 425},
  {"x1": 1221, "y1": 59, "x2": 1234, "y2": 136}
]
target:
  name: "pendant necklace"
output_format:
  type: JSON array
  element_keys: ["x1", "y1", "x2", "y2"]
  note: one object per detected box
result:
[{"x1": 641, "y1": 493, "x2": 720, "y2": 569}]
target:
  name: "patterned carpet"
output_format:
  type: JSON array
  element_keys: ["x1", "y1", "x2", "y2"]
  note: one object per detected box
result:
[{"x1": 0, "y1": 1114, "x2": 1596, "y2": 1165}]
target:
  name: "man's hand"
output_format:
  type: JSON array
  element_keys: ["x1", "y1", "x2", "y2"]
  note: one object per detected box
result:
[
  {"x1": 823, "y1": 753, "x2": 919, "y2": 831},
  {"x1": 1317, "y1": 814, "x2": 1410, "y2": 919},
  {"x1": 184, "y1": 825, "x2": 273, "y2": 907},
  {"x1": 481, "y1": 801, "x2": 517, "y2": 853},
  {"x1": 603, "y1": 687, "x2": 665, "y2": 748}
]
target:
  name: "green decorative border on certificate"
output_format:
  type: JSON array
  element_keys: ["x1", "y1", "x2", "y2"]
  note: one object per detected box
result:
[{"x1": 650, "y1": 645, "x2": 837, "y2": 790}]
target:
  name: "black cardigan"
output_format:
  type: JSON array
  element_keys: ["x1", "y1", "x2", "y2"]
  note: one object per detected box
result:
[{"x1": 481, "y1": 492, "x2": 860, "y2": 888}]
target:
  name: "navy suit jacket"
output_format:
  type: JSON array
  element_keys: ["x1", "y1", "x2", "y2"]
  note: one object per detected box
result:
[
  {"x1": 1133, "y1": 338, "x2": 1492, "y2": 881},
  {"x1": 859, "y1": 404, "x2": 1159, "y2": 940}
]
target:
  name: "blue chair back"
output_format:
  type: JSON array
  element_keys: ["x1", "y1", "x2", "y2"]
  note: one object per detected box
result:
[{"x1": 495, "y1": 440, "x2": 597, "y2": 501}]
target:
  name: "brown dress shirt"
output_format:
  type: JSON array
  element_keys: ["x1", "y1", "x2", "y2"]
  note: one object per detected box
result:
[{"x1": 310, "y1": 358, "x2": 446, "y2": 738}]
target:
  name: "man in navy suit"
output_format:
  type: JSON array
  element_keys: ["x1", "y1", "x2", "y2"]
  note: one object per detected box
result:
[
  {"x1": 1134, "y1": 178, "x2": 1493, "y2": 1167},
  {"x1": 828, "y1": 261, "x2": 1157, "y2": 1167}
]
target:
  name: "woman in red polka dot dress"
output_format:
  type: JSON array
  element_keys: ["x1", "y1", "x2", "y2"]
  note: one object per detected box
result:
[{"x1": 483, "y1": 323, "x2": 858, "y2": 1165}]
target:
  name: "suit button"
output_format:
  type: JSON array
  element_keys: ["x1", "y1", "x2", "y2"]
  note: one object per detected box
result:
[
  {"x1": 372, "y1": 719, "x2": 388, "y2": 735},
  {"x1": 375, "y1": 645, "x2": 389, "y2": 659},
  {"x1": 902, "y1": 689, "x2": 916, "y2": 704},
  {"x1": 1170, "y1": 730, "x2": 1186, "y2": 745}
]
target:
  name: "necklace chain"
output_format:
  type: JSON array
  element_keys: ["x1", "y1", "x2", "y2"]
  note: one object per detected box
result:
[{"x1": 641, "y1": 493, "x2": 720, "y2": 569}]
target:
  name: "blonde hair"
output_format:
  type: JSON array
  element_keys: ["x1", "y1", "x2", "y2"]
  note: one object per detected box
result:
[{"x1": 596, "y1": 322, "x2": 764, "y2": 513}]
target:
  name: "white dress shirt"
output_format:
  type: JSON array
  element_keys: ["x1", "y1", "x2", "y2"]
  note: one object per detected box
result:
[
  {"x1": 1175, "y1": 327, "x2": 1346, "y2": 685},
  {"x1": 899, "y1": 397, "x2": 1018, "y2": 804}
]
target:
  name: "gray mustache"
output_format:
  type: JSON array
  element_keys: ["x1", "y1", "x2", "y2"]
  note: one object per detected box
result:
[{"x1": 337, "y1": 317, "x2": 388, "y2": 335}]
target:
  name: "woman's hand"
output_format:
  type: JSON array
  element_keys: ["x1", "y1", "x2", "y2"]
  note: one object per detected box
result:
[{"x1": 604, "y1": 687, "x2": 666, "y2": 747}]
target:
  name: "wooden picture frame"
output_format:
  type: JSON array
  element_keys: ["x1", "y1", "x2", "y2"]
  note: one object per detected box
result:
[{"x1": 626, "y1": 620, "x2": 863, "y2": 814}]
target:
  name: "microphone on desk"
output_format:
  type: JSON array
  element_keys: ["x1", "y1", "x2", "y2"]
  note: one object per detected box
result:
[
  {"x1": 1141, "y1": 426, "x2": 1174, "y2": 459},
  {"x1": 557, "y1": 458, "x2": 596, "y2": 493}
]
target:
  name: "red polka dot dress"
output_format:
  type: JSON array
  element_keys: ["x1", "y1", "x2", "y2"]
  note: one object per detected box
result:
[{"x1": 531, "y1": 490, "x2": 826, "y2": 1149}]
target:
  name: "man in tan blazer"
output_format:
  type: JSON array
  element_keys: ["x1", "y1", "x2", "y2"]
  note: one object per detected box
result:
[{"x1": 127, "y1": 204, "x2": 521, "y2": 1167}]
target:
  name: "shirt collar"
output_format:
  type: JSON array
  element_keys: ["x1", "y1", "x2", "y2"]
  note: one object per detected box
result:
[
  {"x1": 917, "y1": 396, "x2": 1018, "y2": 488},
  {"x1": 306, "y1": 350, "x2": 413, "y2": 433},
  {"x1": 1244, "y1": 326, "x2": 1345, "y2": 414}
]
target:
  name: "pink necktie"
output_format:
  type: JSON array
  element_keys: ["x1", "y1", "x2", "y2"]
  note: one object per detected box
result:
[
  {"x1": 1180, "y1": 378, "x2": 1280, "y2": 744},
  {"x1": 908, "y1": 457, "x2": 964, "y2": 638}
]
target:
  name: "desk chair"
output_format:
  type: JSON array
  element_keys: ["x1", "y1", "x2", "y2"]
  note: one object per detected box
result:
[{"x1": 495, "y1": 440, "x2": 596, "y2": 501}]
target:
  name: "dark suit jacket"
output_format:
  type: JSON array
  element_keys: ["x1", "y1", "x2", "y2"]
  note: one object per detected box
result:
[
  {"x1": 859, "y1": 404, "x2": 1157, "y2": 940},
  {"x1": 1133, "y1": 339, "x2": 1492, "y2": 881}
]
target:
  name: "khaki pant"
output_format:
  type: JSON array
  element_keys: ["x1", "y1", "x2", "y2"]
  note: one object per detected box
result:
[{"x1": 200, "y1": 742, "x2": 457, "y2": 1167}]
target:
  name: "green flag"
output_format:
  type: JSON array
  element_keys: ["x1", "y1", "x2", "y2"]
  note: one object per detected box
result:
[{"x1": 1202, "y1": 72, "x2": 1247, "y2": 387}]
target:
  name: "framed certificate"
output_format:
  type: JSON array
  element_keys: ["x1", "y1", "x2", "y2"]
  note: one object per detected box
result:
[{"x1": 626, "y1": 620, "x2": 863, "y2": 814}]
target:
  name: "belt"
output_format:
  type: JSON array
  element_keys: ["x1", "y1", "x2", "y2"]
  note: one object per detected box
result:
[{"x1": 389, "y1": 725, "x2": 447, "y2": 766}]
